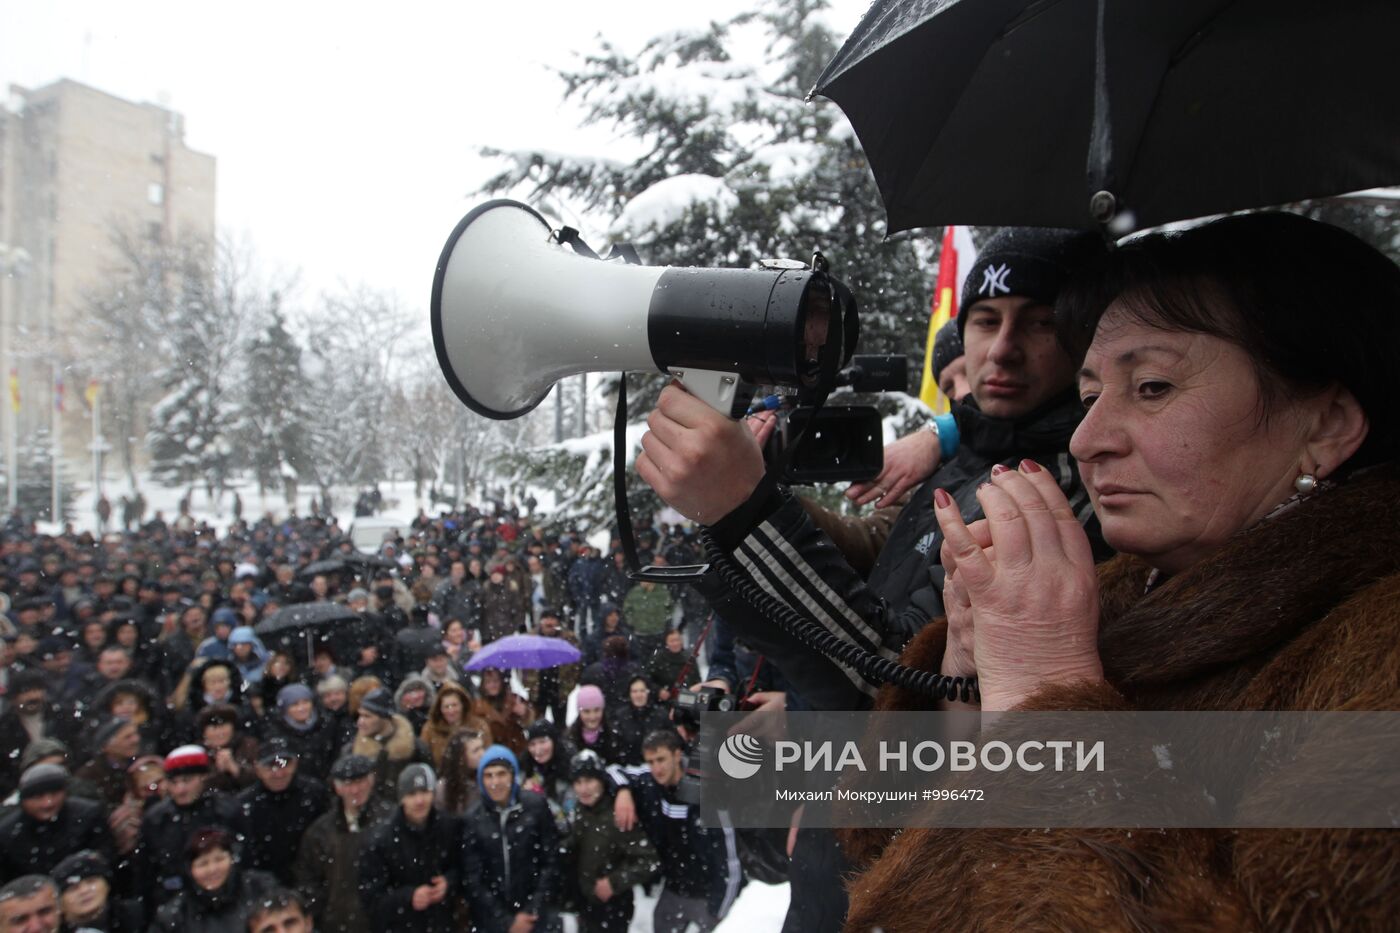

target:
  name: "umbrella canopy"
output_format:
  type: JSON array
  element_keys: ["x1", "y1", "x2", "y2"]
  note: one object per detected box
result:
[
  {"x1": 254, "y1": 601, "x2": 358, "y2": 637},
  {"x1": 299, "y1": 558, "x2": 348, "y2": 578},
  {"x1": 465, "y1": 634, "x2": 581, "y2": 671},
  {"x1": 813, "y1": 0, "x2": 1400, "y2": 231}
]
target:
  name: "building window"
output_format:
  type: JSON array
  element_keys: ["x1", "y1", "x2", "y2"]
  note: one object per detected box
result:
[{"x1": 147, "y1": 182, "x2": 164, "y2": 205}]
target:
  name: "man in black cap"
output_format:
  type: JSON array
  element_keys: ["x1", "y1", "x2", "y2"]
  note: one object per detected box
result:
[
  {"x1": 73, "y1": 718, "x2": 141, "y2": 808},
  {"x1": 237, "y1": 738, "x2": 328, "y2": 886},
  {"x1": 0, "y1": 764, "x2": 113, "y2": 882},
  {"x1": 0, "y1": 671, "x2": 72, "y2": 798},
  {"x1": 131, "y1": 745, "x2": 245, "y2": 906},
  {"x1": 49, "y1": 850, "x2": 142, "y2": 932},
  {"x1": 294, "y1": 754, "x2": 393, "y2": 933},
  {"x1": 357, "y1": 763, "x2": 462, "y2": 933}
]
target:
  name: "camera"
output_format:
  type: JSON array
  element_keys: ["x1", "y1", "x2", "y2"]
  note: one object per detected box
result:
[{"x1": 672, "y1": 685, "x2": 737, "y2": 727}]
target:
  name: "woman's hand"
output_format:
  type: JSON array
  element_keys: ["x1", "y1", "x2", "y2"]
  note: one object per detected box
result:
[
  {"x1": 637, "y1": 384, "x2": 767, "y2": 525},
  {"x1": 934, "y1": 460, "x2": 1103, "y2": 711},
  {"x1": 847, "y1": 429, "x2": 943, "y2": 508}
]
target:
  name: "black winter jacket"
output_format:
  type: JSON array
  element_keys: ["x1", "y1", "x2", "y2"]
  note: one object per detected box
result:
[
  {"x1": 294, "y1": 796, "x2": 395, "y2": 933},
  {"x1": 148, "y1": 865, "x2": 277, "y2": 933},
  {"x1": 356, "y1": 806, "x2": 463, "y2": 933},
  {"x1": 460, "y1": 791, "x2": 561, "y2": 930},
  {"x1": 236, "y1": 773, "x2": 328, "y2": 884},
  {"x1": 131, "y1": 790, "x2": 246, "y2": 904},
  {"x1": 697, "y1": 393, "x2": 1109, "y2": 711},
  {"x1": 0, "y1": 797, "x2": 114, "y2": 881}
]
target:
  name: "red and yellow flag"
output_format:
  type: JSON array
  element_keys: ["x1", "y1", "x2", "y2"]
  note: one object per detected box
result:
[
  {"x1": 919, "y1": 226, "x2": 977, "y2": 412},
  {"x1": 8, "y1": 369, "x2": 18, "y2": 414},
  {"x1": 85, "y1": 379, "x2": 100, "y2": 409}
]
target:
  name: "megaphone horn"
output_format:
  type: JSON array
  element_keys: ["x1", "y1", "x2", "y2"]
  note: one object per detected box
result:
[{"x1": 431, "y1": 200, "x2": 856, "y2": 419}]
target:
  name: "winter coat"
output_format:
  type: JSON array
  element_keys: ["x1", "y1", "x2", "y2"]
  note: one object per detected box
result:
[
  {"x1": 344, "y1": 713, "x2": 431, "y2": 805},
  {"x1": 0, "y1": 796, "x2": 114, "y2": 881},
  {"x1": 478, "y1": 579, "x2": 526, "y2": 643},
  {"x1": 565, "y1": 789, "x2": 659, "y2": 911},
  {"x1": 0, "y1": 702, "x2": 74, "y2": 797},
  {"x1": 236, "y1": 773, "x2": 329, "y2": 884},
  {"x1": 609, "y1": 763, "x2": 743, "y2": 919},
  {"x1": 519, "y1": 630, "x2": 582, "y2": 710},
  {"x1": 566, "y1": 718, "x2": 626, "y2": 767},
  {"x1": 695, "y1": 391, "x2": 1107, "y2": 712},
  {"x1": 469, "y1": 694, "x2": 527, "y2": 760},
  {"x1": 356, "y1": 805, "x2": 463, "y2": 933},
  {"x1": 132, "y1": 789, "x2": 247, "y2": 904},
  {"x1": 418, "y1": 682, "x2": 492, "y2": 769},
  {"x1": 148, "y1": 865, "x2": 277, "y2": 933},
  {"x1": 580, "y1": 619, "x2": 632, "y2": 668},
  {"x1": 460, "y1": 747, "x2": 561, "y2": 931},
  {"x1": 294, "y1": 796, "x2": 395, "y2": 933},
  {"x1": 840, "y1": 462, "x2": 1400, "y2": 933},
  {"x1": 611, "y1": 700, "x2": 671, "y2": 767},
  {"x1": 579, "y1": 659, "x2": 646, "y2": 711},
  {"x1": 622, "y1": 582, "x2": 673, "y2": 636},
  {"x1": 431, "y1": 577, "x2": 480, "y2": 627},
  {"x1": 644, "y1": 647, "x2": 699, "y2": 697}
]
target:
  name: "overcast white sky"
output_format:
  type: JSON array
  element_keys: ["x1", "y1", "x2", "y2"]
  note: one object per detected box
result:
[{"x1": 1, "y1": 0, "x2": 873, "y2": 324}]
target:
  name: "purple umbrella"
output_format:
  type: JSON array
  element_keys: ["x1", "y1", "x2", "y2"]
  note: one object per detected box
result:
[{"x1": 465, "y1": 633, "x2": 581, "y2": 671}]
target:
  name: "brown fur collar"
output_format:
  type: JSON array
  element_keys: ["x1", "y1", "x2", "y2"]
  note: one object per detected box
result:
[
  {"x1": 1097, "y1": 462, "x2": 1400, "y2": 699},
  {"x1": 351, "y1": 713, "x2": 417, "y2": 761}
]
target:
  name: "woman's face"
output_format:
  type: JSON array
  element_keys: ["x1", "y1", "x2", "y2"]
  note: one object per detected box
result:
[
  {"x1": 482, "y1": 671, "x2": 502, "y2": 697},
  {"x1": 1072, "y1": 307, "x2": 1317, "y2": 573},
  {"x1": 190, "y1": 848, "x2": 232, "y2": 891},
  {"x1": 286, "y1": 698, "x2": 314, "y2": 724},
  {"x1": 579, "y1": 706, "x2": 603, "y2": 730},
  {"x1": 440, "y1": 694, "x2": 463, "y2": 725},
  {"x1": 203, "y1": 722, "x2": 234, "y2": 748},
  {"x1": 528, "y1": 735, "x2": 554, "y2": 764},
  {"x1": 629, "y1": 680, "x2": 650, "y2": 708},
  {"x1": 444, "y1": 621, "x2": 466, "y2": 645},
  {"x1": 111, "y1": 694, "x2": 140, "y2": 718},
  {"x1": 232, "y1": 643, "x2": 252, "y2": 660},
  {"x1": 269, "y1": 655, "x2": 291, "y2": 678}
]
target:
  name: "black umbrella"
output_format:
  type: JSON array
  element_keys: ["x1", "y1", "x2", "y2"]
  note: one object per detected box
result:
[
  {"x1": 812, "y1": 0, "x2": 1400, "y2": 231},
  {"x1": 299, "y1": 558, "x2": 348, "y2": 578},
  {"x1": 255, "y1": 602, "x2": 359, "y2": 665}
]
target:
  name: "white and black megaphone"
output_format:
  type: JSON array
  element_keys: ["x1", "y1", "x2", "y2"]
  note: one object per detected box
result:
[{"x1": 431, "y1": 199, "x2": 857, "y2": 419}]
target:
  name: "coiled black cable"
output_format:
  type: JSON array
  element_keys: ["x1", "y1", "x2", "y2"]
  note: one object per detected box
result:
[{"x1": 700, "y1": 528, "x2": 980, "y2": 704}]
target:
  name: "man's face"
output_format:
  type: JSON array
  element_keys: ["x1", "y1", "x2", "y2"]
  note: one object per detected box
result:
[
  {"x1": 334, "y1": 774, "x2": 374, "y2": 811},
  {"x1": 320, "y1": 689, "x2": 346, "y2": 711},
  {"x1": 250, "y1": 906, "x2": 311, "y2": 933},
  {"x1": 938, "y1": 356, "x2": 971, "y2": 404},
  {"x1": 14, "y1": 689, "x2": 46, "y2": 716},
  {"x1": 287, "y1": 699, "x2": 314, "y2": 724},
  {"x1": 181, "y1": 608, "x2": 206, "y2": 635},
  {"x1": 167, "y1": 772, "x2": 205, "y2": 807},
  {"x1": 96, "y1": 649, "x2": 130, "y2": 681},
  {"x1": 20, "y1": 790, "x2": 65, "y2": 823},
  {"x1": 0, "y1": 885, "x2": 60, "y2": 933},
  {"x1": 399, "y1": 688, "x2": 426, "y2": 710},
  {"x1": 450, "y1": 561, "x2": 466, "y2": 582},
  {"x1": 573, "y1": 776, "x2": 604, "y2": 808},
  {"x1": 401, "y1": 789, "x2": 434, "y2": 825},
  {"x1": 482, "y1": 764, "x2": 514, "y2": 805},
  {"x1": 645, "y1": 746, "x2": 683, "y2": 788},
  {"x1": 256, "y1": 757, "x2": 298, "y2": 793},
  {"x1": 106, "y1": 723, "x2": 141, "y2": 761},
  {"x1": 40, "y1": 650, "x2": 70, "y2": 675},
  {"x1": 665, "y1": 631, "x2": 684, "y2": 654},
  {"x1": 960, "y1": 296, "x2": 1075, "y2": 419},
  {"x1": 539, "y1": 616, "x2": 559, "y2": 636},
  {"x1": 58, "y1": 876, "x2": 108, "y2": 923},
  {"x1": 356, "y1": 710, "x2": 383, "y2": 737}
]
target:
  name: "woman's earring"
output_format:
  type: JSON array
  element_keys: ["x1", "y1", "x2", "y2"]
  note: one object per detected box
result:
[{"x1": 1294, "y1": 472, "x2": 1317, "y2": 495}]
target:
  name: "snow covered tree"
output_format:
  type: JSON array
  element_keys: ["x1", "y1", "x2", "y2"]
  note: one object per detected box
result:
[
  {"x1": 237, "y1": 296, "x2": 313, "y2": 497},
  {"x1": 145, "y1": 237, "x2": 253, "y2": 502},
  {"x1": 478, "y1": 0, "x2": 938, "y2": 530}
]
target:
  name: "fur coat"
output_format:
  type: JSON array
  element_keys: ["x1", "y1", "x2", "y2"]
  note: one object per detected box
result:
[{"x1": 841, "y1": 463, "x2": 1400, "y2": 932}]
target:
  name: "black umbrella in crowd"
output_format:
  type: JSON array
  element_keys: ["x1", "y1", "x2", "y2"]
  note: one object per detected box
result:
[
  {"x1": 254, "y1": 601, "x2": 360, "y2": 665},
  {"x1": 811, "y1": 0, "x2": 1400, "y2": 232},
  {"x1": 299, "y1": 558, "x2": 348, "y2": 578}
]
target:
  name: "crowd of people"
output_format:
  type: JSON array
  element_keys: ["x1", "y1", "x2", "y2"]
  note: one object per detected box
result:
[{"x1": 0, "y1": 500, "x2": 744, "y2": 932}]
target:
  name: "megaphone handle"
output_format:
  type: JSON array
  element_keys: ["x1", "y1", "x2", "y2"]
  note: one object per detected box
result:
[{"x1": 669, "y1": 368, "x2": 752, "y2": 419}]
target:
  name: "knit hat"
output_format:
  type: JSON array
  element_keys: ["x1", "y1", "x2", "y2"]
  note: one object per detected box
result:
[
  {"x1": 256, "y1": 736, "x2": 298, "y2": 766},
  {"x1": 397, "y1": 762, "x2": 437, "y2": 798},
  {"x1": 52, "y1": 850, "x2": 110, "y2": 890},
  {"x1": 316, "y1": 674, "x2": 348, "y2": 695},
  {"x1": 576, "y1": 684, "x2": 605, "y2": 711},
  {"x1": 276, "y1": 683, "x2": 315, "y2": 710},
  {"x1": 18, "y1": 763, "x2": 69, "y2": 799},
  {"x1": 525, "y1": 719, "x2": 558, "y2": 743},
  {"x1": 358, "y1": 687, "x2": 395, "y2": 719},
  {"x1": 92, "y1": 716, "x2": 133, "y2": 753},
  {"x1": 163, "y1": 744, "x2": 211, "y2": 777},
  {"x1": 569, "y1": 749, "x2": 607, "y2": 783},
  {"x1": 930, "y1": 317, "x2": 965, "y2": 384},
  {"x1": 346, "y1": 587, "x2": 370, "y2": 603},
  {"x1": 210, "y1": 607, "x2": 239, "y2": 629},
  {"x1": 19, "y1": 738, "x2": 68, "y2": 772},
  {"x1": 959, "y1": 227, "x2": 1106, "y2": 336},
  {"x1": 330, "y1": 754, "x2": 375, "y2": 782}
]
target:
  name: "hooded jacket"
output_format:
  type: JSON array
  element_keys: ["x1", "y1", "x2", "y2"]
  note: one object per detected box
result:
[
  {"x1": 841, "y1": 463, "x2": 1400, "y2": 933},
  {"x1": 461, "y1": 745, "x2": 561, "y2": 931}
]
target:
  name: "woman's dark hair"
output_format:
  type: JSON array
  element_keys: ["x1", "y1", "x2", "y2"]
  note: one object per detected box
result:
[
  {"x1": 439, "y1": 727, "x2": 485, "y2": 815},
  {"x1": 186, "y1": 826, "x2": 233, "y2": 861},
  {"x1": 1058, "y1": 211, "x2": 1400, "y2": 471}
]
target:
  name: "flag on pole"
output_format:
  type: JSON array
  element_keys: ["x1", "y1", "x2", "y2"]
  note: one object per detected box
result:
[
  {"x1": 8, "y1": 369, "x2": 17, "y2": 413},
  {"x1": 54, "y1": 375, "x2": 64, "y2": 414},
  {"x1": 85, "y1": 379, "x2": 100, "y2": 409},
  {"x1": 918, "y1": 226, "x2": 977, "y2": 412}
]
